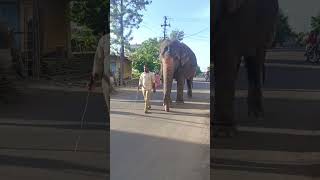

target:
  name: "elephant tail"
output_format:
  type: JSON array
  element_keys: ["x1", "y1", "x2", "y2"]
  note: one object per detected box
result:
[{"x1": 262, "y1": 63, "x2": 266, "y2": 84}]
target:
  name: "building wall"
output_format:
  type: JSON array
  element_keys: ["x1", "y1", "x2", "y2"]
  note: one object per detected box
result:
[
  {"x1": 39, "y1": 0, "x2": 69, "y2": 56},
  {"x1": 110, "y1": 55, "x2": 132, "y2": 79},
  {"x1": 19, "y1": 0, "x2": 70, "y2": 56},
  {"x1": 0, "y1": 0, "x2": 20, "y2": 48},
  {"x1": 279, "y1": 0, "x2": 320, "y2": 33},
  {"x1": 124, "y1": 62, "x2": 132, "y2": 79}
]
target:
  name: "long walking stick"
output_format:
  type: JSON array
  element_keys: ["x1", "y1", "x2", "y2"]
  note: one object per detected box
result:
[{"x1": 74, "y1": 90, "x2": 90, "y2": 152}]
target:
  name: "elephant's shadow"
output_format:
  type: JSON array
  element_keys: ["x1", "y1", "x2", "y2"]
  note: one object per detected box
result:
[
  {"x1": 172, "y1": 102, "x2": 209, "y2": 111},
  {"x1": 151, "y1": 99, "x2": 209, "y2": 111},
  {"x1": 151, "y1": 108, "x2": 209, "y2": 118}
]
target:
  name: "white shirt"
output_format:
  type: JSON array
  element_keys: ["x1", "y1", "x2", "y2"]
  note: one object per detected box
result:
[
  {"x1": 139, "y1": 72, "x2": 155, "y2": 90},
  {"x1": 92, "y1": 34, "x2": 109, "y2": 78}
]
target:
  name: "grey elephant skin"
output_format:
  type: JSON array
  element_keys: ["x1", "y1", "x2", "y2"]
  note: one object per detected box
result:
[
  {"x1": 159, "y1": 39, "x2": 198, "y2": 112},
  {"x1": 212, "y1": 0, "x2": 279, "y2": 135}
]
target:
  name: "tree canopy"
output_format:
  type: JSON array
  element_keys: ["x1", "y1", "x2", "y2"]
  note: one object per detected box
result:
[
  {"x1": 273, "y1": 9, "x2": 295, "y2": 46},
  {"x1": 170, "y1": 30, "x2": 184, "y2": 41},
  {"x1": 311, "y1": 15, "x2": 320, "y2": 33},
  {"x1": 130, "y1": 38, "x2": 160, "y2": 73},
  {"x1": 110, "y1": 0, "x2": 151, "y2": 54},
  {"x1": 70, "y1": 0, "x2": 108, "y2": 35}
]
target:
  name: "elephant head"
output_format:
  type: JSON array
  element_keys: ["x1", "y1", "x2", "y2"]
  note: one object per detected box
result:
[{"x1": 159, "y1": 39, "x2": 197, "y2": 112}]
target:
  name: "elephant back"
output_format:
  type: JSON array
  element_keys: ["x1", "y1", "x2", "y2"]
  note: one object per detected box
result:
[
  {"x1": 179, "y1": 42, "x2": 197, "y2": 68},
  {"x1": 160, "y1": 40, "x2": 197, "y2": 66}
]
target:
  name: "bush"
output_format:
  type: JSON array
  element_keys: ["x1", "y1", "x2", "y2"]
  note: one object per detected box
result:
[
  {"x1": 132, "y1": 69, "x2": 141, "y2": 79},
  {"x1": 71, "y1": 25, "x2": 98, "y2": 52},
  {"x1": 130, "y1": 38, "x2": 160, "y2": 73}
]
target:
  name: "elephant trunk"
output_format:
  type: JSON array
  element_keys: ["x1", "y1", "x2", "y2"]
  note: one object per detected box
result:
[{"x1": 162, "y1": 55, "x2": 174, "y2": 111}]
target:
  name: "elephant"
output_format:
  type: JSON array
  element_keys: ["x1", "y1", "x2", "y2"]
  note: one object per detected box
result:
[
  {"x1": 212, "y1": 0, "x2": 279, "y2": 137},
  {"x1": 159, "y1": 39, "x2": 198, "y2": 112}
]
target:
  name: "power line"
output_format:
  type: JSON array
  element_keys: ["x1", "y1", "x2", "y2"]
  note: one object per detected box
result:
[
  {"x1": 140, "y1": 24, "x2": 158, "y2": 35},
  {"x1": 172, "y1": 19, "x2": 208, "y2": 24},
  {"x1": 184, "y1": 34, "x2": 209, "y2": 39},
  {"x1": 185, "y1": 36, "x2": 209, "y2": 42},
  {"x1": 184, "y1": 27, "x2": 210, "y2": 38},
  {"x1": 173, "y1": 17, "x2": 204, "y2": 21},
  {"x1": 141, "y1": 22, "x2": 161, "y2": 34}
]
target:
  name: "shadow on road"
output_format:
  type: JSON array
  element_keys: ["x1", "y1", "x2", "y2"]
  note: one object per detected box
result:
[
  {"x1": 0, "y1": 89, "x2": 108, "y2": 123},
  {"x1": 211, "y1": 63, "x2": 320, "y2": 178},
  {"x1": 110, "y1": 129, "x2": 209, "y2": 180},
  {"x1": 111, "y1": 90, "x2": 210, "y2": 103},
  {"x1": 111, "y1": 110, "x2": 208, "y2": 128},
  {"x1": 0, "y1": 154, "x2": 108, "y2": 177},
  {"x1": 235, "y1": 96, "x2": 320, "y2": 130},
  {"x1": 237, "y1": 66, "x2": 320, "y2": 90},
  {"x1": 212, "y1": 158, "x2": 316, "y2": 177},
  {"x1": 0, "y1": 122, "x2": 107, "y2": 130},
  {"x1": 0, "y1": 146, "x2": 106, "y2": 153},
  {"x1": 0, "y1": 88, "x2": 109, "y2": 179}
]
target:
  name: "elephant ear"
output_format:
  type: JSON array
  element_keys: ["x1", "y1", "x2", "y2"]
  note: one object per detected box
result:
[{"x1": 225, "y1": 0, "x2": 246, "y2": 14}]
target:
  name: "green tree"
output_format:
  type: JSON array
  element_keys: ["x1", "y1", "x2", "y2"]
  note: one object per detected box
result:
[
  {"x1": 273, "y1": 9, "x2": 295, "y2": 46},
  {"x1": 295, "y1": 32, "x2": 307, "y2": 47},
  {"x1": 311, "y1": 15, "x2": 320, "y2": 33},
  {"x1": 130, "y1": 38, "x2": 160, "y2": 73},
  {"x1": 170, "y1": 29, "x2": 184, "y2": 41},
  {"x1": 71, "y1": 25, "x2": 98, "y2": 52},
  {"x1": 110, "y1": 0, "x2": 151, "y2": 84},
  {"x1": 196, "y1": 66, "x2": 202, "y2": 76},
  {"x1": 70, "y1": 0, "x2": 108, "y2": 35}
]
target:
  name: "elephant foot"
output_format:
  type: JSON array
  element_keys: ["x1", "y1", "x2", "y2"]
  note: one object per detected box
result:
[
  {"x1": 164, "y1": 104, "x2": 170, "y2": 112},
  {"x1": 163, "y1": 103, "x2": 173, "y2": 108},
  {"x1": 176, "y1": 100, "x2": 184, "y2": 104},
  {"x1": 212, "y1": 125, "x2": 237, "y2": 138}
]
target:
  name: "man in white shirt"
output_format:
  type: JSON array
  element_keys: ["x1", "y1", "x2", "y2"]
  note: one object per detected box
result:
[
  {"x1": 138, "y1": 65, "x2": 156, "y2": 113},
  {"x1": 87, "y1": 30, "x2": 110, "y2": 113}
]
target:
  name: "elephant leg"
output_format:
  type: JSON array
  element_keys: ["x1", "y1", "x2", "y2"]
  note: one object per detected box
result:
[
  {"x1": 212, "y1": 46, "x2": 240, "y2": 137},
  {"x1": 163, "y1": 88, "x2": 172, "y2": 112},
  {"x1": 162, "y1": 56, "x2": 174, "y2": 112},
  {"x1": 187, "y1": 79, "x2": 192, "y2": 98},
  {"x1": 176, "y1": 73, "x2": 185, "y2": 104},
  {"x1": 244, "y1": 49, "x2": 265, "y2": 119}
]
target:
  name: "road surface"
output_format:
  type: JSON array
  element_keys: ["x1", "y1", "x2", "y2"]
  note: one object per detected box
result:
[
  {"x1": 110, "y1": 78, "x2": 210, "y2": 180},
  {"x1": 212, "y1": 51, "x2": 320, "y2": 179},
  {"x1": 0, "y1": 85, "x2": 109, "y2": 180}
]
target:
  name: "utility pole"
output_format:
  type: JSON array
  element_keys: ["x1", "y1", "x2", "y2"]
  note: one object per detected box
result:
[{"x1": 161, "y1": 16, "x2": 170, "y2": 40}]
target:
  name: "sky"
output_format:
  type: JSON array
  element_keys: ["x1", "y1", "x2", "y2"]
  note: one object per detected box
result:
[{"x1": 130, "y1": 0, "x2": 210, "y2": 72}]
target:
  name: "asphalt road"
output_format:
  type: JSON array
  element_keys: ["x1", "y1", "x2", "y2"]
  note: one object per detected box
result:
[
  {"x1": 110, "y1": 78, "x2": 210, "y2": 180},
  {"x1": 212, "y1": 52, "x2": 320, "y2": 179},
  {"x1": 0, "y1": 87, "x2": 109, "y2": 180}
]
